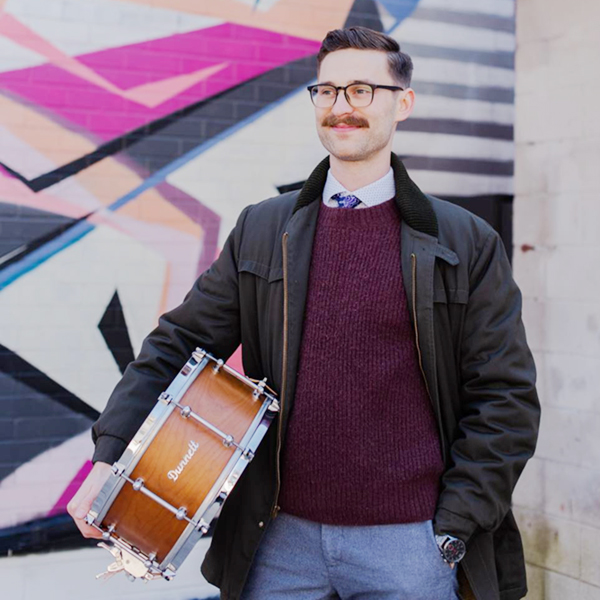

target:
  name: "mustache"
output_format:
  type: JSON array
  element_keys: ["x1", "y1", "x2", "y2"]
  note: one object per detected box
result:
[{"x1": 322, "y1": 115, "x2": 369, "y2": 128}]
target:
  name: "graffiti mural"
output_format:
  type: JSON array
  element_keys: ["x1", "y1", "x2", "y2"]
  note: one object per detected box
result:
[{"x1": 0, "y1": 0, "x2": 515, "y2": 554}]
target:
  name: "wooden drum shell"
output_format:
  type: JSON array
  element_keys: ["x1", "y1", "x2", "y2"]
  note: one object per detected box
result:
[{"x1": 100, "y1": 361, "x2": 264, "y2": 564}]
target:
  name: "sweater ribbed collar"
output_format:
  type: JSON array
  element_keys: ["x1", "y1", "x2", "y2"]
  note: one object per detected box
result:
[{"x1": 292, "y1": 152, "x2": 439, "y2": 239}]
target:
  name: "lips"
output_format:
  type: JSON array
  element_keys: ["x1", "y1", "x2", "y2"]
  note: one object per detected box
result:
[{"x1": 332, "y1": 124, "x2": 361, "y2": 131}]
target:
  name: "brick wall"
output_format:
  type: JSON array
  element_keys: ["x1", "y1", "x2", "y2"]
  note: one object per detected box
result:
[{"x1": 512, "y1": 0, "x2": 600, "y2": 597}]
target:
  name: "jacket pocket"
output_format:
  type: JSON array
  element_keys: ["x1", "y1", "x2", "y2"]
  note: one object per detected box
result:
[{"x1": 238, "y1": 259, "x2": 283, "y2": 283}]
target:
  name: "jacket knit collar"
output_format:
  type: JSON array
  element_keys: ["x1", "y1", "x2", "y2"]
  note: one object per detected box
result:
[{"x1": 292, "y1": 152, "x2": 439, "y2": 238}]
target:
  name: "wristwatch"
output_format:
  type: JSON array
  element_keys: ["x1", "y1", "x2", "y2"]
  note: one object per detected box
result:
[{"x1": 435, "y1": 534, "x2": 466, "y2": 565}]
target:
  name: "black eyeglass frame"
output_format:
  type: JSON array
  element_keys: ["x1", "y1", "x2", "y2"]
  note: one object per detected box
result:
[{"x1": 306, "y1": 82, "x2": 405, "y2": 108}]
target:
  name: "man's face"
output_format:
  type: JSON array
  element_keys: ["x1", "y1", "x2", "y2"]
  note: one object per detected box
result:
[{"x1": 314, "y1": 49, "x2": 410, "y2": 162}]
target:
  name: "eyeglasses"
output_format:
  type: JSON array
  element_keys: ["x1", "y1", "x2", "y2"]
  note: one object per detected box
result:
[{"x1": 307, "y1": 82, "x2": 404, "y2": 108}]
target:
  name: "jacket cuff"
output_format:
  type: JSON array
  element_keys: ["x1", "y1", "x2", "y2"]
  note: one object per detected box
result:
[
  {"x1": 433, "y1": 507, "x2": 480, "y2": 544},
  {"x1": 92, "y1": 434, "x2": 128, "y2": 466}
]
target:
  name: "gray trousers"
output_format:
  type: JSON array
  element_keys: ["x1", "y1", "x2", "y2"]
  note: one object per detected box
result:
[{"x1": 240, "y1": 512, "x2": 459, "y2": 600}]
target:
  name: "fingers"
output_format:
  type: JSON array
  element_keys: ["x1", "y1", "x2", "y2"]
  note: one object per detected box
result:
[{"x1": 67, "y1": 462, "x2": 113, "y2": 539}]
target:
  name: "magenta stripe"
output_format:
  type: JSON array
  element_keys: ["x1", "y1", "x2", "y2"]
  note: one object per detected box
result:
[
  {"x1": 47, "y1": 460, "x2": 93, "y2": 517},
  {"x1": 0, "y1": 23, "x2": 320, "y2": 140}
]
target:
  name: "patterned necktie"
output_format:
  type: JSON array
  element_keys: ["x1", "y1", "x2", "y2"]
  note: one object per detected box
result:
[{"x1": 330, "y1": 191, "x2": 361, "y2": 209}]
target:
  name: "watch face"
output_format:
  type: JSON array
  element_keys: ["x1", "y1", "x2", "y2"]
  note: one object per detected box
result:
[{"x1": 441, "y1": 538, "x2": 466, "y2": 563}]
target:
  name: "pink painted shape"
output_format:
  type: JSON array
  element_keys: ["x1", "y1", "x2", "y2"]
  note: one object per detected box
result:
[
  {"x1": 0, "y1": 23, "x2": 320, "y2": 140},
  {"x1": 0, "y1": 164, "x2": 15, "y2": 178},
  {"x1": 47, "y1": 460, "x2": 93, "y2": 517},
  {"x1": 0, "y1": 171, "x2": 93, "y2": 218},
  {"x1": 227, "y1": 345, "x2": 244, "y2": 375},
  {"x1": 124, "y1": 62, "x2": 228, "y2": 108},
  {"x1": 0, "y1": 13, "x2": 229, "y2": 109}
]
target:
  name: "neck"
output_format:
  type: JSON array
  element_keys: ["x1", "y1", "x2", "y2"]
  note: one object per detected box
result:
[{"x1": 329, "y1": 150, "x2": 391, "y2": 192}]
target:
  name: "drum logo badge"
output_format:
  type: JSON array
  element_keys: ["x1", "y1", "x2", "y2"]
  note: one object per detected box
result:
[{"x1": 168, "y1": 440, "x2": 200, "y2": 482}]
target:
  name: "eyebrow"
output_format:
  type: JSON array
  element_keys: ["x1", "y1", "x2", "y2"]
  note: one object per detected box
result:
[{"x1": 317, "y1": 79, "x2": 376, "y2": 86}]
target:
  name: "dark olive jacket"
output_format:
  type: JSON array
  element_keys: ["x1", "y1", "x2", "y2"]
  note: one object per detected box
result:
[{"x1": 92, "y1": 153, "x2": 540, "y2": 600}]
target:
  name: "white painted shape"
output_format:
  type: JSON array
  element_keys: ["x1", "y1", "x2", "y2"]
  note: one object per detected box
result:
[
  {"x1": 0, "y1": 125, "x2": 58, "y2": 180},
  {"x1": 0, "y1": 225, "x2": 166, "y2": 412},
  {"x1": 408, "y1": 168, "x2": 513, "y2": 196},
  {"x1": 0, "y1": 431, "x2": 93, "y2": 528},
  {"x1": 412, "y1": 56, "x2": 514, "y2": 89},
  {"x1": 390, "y1": 17, "x2": 516, "y2": 52},
  {"x1": 412, "y1": 94, "x2": 514, "y2": 125},
  {"x1": 0, "y1": 34, "x2": 47, "y2": 72},
  {"x1": 233, "y1": 0, "x2": 284, "y2": 12},
  {"x1": 416, "y1": 0, "x2": 515, "y2": 18},
  {"x1": 377, "y1": 1, "x2": 398, "y2": 32},
  {"x1": 167, "y1": 87, "x2": 324, "y2": 248},
  {"x1": 0, "y1": 537, "x2": 217, "y2": 600},
  {"x1": 4, "y1": 0, "x2": 223, "y2": 63},
  {"x1": 0, "y1": 126, "x2": 103, "y2": 211},
  {"x1": 394, "y1": 130, "x2": 514, "y2": 162}
]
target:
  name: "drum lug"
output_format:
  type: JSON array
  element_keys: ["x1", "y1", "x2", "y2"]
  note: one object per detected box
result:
[
  {"x1": 158, "y1": 392, "x2": 173, "y2": 405},
  {"x1": 252, "y1": 378, "x2": 267, "y2": 399},
  {"x1": 112, "y1": 462, "x2": 126, "y2": 477},
  {"x1": 192, "y1": 348, "x2": 207, "y2": 362},
  {"x1": 85, "y1": 509, "x2": 98, "y2": 526},
  {"x1": 212, "y1": 358, "x2": 224, "y2": 373},
  {"x1": 267, "y1": 398, "x2": 280, "y2": 413},
  {"x1": 194, "y1": 518, "x2": 210, "y2": 534},
  {"x1": 102, "y1": 523, "x2": 116, "y2": 541}
]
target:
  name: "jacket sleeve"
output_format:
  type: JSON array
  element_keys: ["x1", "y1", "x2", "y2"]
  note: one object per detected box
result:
[
  {"x1": 91, "y1": 206, "x2": 252, "y2": 465},
  {"x1": 434, "y1": 228, "x2": 541, "y2": 543}
]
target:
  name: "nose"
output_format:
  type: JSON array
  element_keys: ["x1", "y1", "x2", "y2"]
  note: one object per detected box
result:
[{"x1": 331, "y1": 90, "x2": 353, "y2": 115}]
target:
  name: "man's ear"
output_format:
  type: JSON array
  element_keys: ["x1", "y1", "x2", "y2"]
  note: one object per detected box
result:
[{"x1": 395, "y1": 88, "x2": 415, "y2": 124}]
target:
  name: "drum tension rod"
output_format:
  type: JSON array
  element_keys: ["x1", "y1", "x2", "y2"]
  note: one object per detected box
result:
[
  {"x1": 119, "y1": 472, "x2": 199, "y2": 527},
  {"x1": 161, "y1": 394, "x2": 241, "y2": 450}
]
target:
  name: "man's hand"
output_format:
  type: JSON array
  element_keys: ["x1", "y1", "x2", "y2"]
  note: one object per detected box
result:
[{"x1": 67, "y1": 461, "x2": 113, "y2": 539}]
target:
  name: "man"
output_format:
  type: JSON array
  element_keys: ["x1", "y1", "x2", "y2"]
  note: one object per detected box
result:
[{"x1": 68, "y1": 26, "x2": 540, "y2": 600}]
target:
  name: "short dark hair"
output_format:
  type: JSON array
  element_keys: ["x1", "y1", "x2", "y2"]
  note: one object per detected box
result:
[{"x1": 317, "y1": 26, "x2": 413, "y2": 88}]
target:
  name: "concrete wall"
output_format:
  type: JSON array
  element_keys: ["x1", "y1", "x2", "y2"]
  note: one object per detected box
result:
[{"x1": 512, "y1": 0, "x2": 600, "y2": 597}]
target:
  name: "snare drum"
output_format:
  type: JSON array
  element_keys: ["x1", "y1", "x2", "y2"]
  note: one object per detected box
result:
[{"x1": 86, "y1": 348, "x2": 279, "y2": 581}]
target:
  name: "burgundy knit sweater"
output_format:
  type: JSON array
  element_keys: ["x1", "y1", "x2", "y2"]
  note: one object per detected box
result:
[{"x1": 278, "y1": 200, "x2": 444, "y2": 525}]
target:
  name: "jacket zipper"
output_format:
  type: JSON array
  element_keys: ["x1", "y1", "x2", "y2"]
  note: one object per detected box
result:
[
  {"x1": 271, "y1": 232, "x2": 289, "y2": 518},
  {"x1": 411, "y1": 252, "x2": 446, "y2": 462}
]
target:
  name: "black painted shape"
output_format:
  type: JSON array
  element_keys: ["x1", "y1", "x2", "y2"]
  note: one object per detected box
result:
[
  {"x1": 98, "y1": 290, "x2": 135, "y2": 375},
  {"x1": 277, "y1": 181, "x2": 306, "y2": 194},
  {"x1": 0, "y1": 80, "x2": 251, "y2": 193},
  {"x1": 0, "y1": 512, "x2": 216, "y2": 558},
  {"x1": 0, "y1": 202, "x2": 75, "y2": 264},
  {"x1": 398, "y1": 117, "x2": 513, "y2": 141},
  {"x1": 403, "y1": 155, "x2": 513, "y2": 177},
  {"x1": 0, "y1": 371, "x2": 95, "y2": 482},
  {"x1": 0, "y1": 208, "x2": 93, "y2": 272},
  {"x1": 0, "y1": 514, "x2": 98, "y2": 556},
  {"x1": 344, "y1": 0, "x2": 383, "y2": 29},
  {"x1": 123, "y1": 52, "x2": 320, "y2": 175},
  {"x1": 441, "y1": 195, "x2": 513, "y2": 263},
  {"x1": 0, "y1": 346, "x2": 99, "y2": 420}
]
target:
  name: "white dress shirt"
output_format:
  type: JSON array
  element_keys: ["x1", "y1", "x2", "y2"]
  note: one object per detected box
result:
[{"x1": 322, "y1": 167, "x2": 395, "y2": 209}]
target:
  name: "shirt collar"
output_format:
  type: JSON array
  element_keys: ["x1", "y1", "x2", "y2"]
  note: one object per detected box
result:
[{"x1": 322, "y1": 167, "x2": 395, "y2": 208}]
